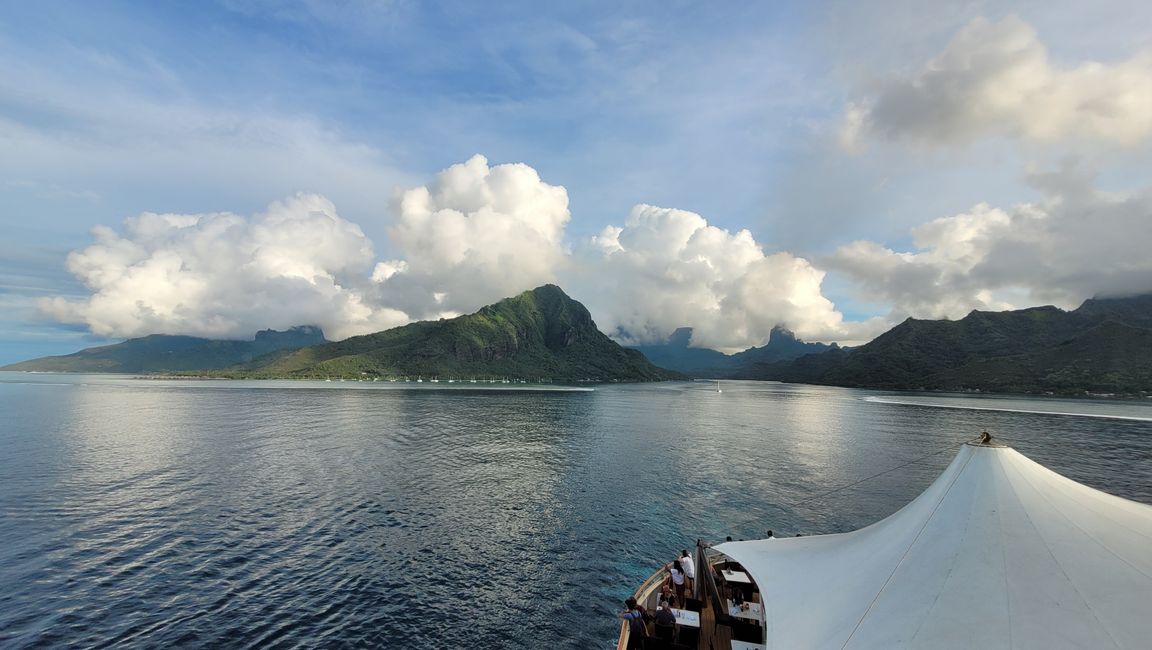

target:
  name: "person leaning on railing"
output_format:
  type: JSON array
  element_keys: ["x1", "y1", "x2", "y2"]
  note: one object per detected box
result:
[{"x1": 618, "y1": 597, "x2": 648, "y2": 648}]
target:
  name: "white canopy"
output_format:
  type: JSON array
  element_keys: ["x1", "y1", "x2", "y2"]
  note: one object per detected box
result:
[{"x1": 714, "y1": 442, "x2": 1152, "y2": 649}]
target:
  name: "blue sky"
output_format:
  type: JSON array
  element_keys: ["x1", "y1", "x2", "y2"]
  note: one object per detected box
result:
[{"x1": 3, "y1": 0, "x2": 1152, "y2": 364}]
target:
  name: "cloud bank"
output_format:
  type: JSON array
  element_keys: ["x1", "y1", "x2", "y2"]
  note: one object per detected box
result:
[
  {"x1": 372, "y1": 154, "x2": 571, "y2": 319},
  {"x1": 42, "y1": 154, "x2": 1152, "y2": 352},
  {"x1": 827, "y1": 164, "x2": 1152, "y2": 320},
  {"x1": 42, "y1": 194, "x2": 408, "y2": 341},
  {"x1": 841, "y1": 16, "x2": 1152, "y2": 149},
  {"x1": 576, "y1": 205, "x2": 879, "y2": 349},
  {"x1": 43, "y1": 156, "x2": 881, "y2": 349}
]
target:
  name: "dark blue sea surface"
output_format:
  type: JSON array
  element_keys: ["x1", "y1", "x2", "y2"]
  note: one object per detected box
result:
[{"x1": 2, "y1": 374, "x2": 1151, "y2": 648}]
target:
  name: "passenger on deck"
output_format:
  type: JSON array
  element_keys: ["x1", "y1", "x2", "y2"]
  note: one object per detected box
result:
[
  {"x1": 679, "y1": 549, "x2": 695, "y2": 595},
  {"x1": 653, "y1": 598, "x2": 677, "y2": 640},
  {"x1": 637, "y1": 596, "x2": 657, "y2": 620},
  {"x1": 666, "y1": 561, "x2": 686, "y2": 604},
  {"x1": 731, "y1": 584, "x2": 744, "y2": 605},
  {"x1": 619, "y1": 598, "x2": 648, "y2": 648}
]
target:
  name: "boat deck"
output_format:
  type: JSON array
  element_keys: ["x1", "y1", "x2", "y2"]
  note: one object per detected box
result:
[{"x1": 617, "y1": 550, "x2": 762, "y2": 650}]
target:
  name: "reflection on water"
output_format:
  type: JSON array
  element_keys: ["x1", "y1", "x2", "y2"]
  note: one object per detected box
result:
[{"x1": 1, "y1": 373, "x2": 1150, "y2": 648}]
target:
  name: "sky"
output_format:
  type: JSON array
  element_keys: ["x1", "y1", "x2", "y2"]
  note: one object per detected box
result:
[{"x1": 3, "y1": 0, "x2": 1152, "y2": 364}]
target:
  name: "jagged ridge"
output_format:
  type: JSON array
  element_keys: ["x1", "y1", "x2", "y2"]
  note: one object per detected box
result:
[
  {"x1": 1, "y1": 326, "x2": 326, "y2": 373},
  {"x1": 629, "y1": 325, "x2": 836, "y2": 377},
  {"x1": 749, "y1": 294, "x2": 1152, "y2": 394},
  {"x1": 235, "y1": 285, "x2": 680, "y2": 381}
]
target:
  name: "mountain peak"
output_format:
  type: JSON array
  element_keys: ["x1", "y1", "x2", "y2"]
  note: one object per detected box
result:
[
  {"x1": 240, "y1": 285, "x2": 678, "y2": 381},
  {"x1": 1074, "y1": 293, "x2": 1152, "y2": 330},
  {"x1": 667, "y1": 327, "x2": 694, "y2": 348},
  {"x1": 768, "y1": 325, "x2": 798, "y2": 345},
  {"x1": 254, "y1": 325, "x2": 326, "y2": 346},
  {"x1": 480, "y1": 284, "x2": 595, "y2": 351},
  {"x1": 529, "y1": 283, "x2": 567, "y2": 298}
]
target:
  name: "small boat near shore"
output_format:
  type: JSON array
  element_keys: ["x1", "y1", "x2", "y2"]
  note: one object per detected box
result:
[{"x1": 618, "y1": 434, "x2": 1152, "y2": 649}]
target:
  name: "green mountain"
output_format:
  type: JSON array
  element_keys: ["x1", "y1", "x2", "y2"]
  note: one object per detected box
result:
[
  {"x1": 628, "y1": 328, "x2": 732, "y2": 375},
  {"x1": 727, "y1": 326, "x2": 839, "y2": 375},
  {"x1": 750, "y1": 294, "x2": 1152, "y2": 394},
  {"x1": 930, "y1": 321, "x2": 1152, "y2": 394},
  {"x1": 629, "y1": 325, "x2": 837, "y2": 377},
  {"x1": 1, "y1": 326, "x2": 327, "y2": 373},
  {"x1": 233, "y1": 285, "x2": 681, "y2": 382}
]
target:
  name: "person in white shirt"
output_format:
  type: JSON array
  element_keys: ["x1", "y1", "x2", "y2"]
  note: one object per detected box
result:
[
  {"x1": 678, "y1": 549, "x2": 695, "y2": 596},
  {"x1": 665, "y1": 561, "x2": 686, "y2": 604}
]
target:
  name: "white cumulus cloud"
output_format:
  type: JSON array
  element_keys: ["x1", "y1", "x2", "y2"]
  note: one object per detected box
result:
[
  {"x1": 43, "y1": 156, "x2": 886, "y2": 350},
  {"x1": 571, "y1": 204, "x2": 883, "y2": 350},
  {"x1": 826, "y1": 164, "x2": 1152, "y2": 320},
  {"x1": 41, "y1": 194, "x2": 409, "y2": 341},
  {"x1": 373, "y1": 154, "x2": 571, "y2": 318},
  {"x1": 840, "y1": 16, "x2": 1152, "y2": 149}
]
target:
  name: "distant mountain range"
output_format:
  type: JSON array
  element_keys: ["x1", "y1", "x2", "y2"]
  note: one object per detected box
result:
[
  {"x1": 629, "y1": 326, "x2": 837, "y2": 377},
  {"x1": 7, "y1": 288, "x2": 1151, "y2": 394},
  {"x1": 5, "y1": 285, "x2": 678, "y2": 382},
  {"x1": 750, "y1": 294, "x2": 1152, "y2": 395},
  {"x1": 1, "y1": 326, "x2": 326, "y2": 373},
  {"x1": 234, "y1": 284, "x2": 678, "y2": 381}
]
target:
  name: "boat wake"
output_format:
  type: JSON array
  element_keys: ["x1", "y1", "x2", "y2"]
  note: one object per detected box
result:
[{"x1": 863, "y1": 396, "x2": 1152, "y2": 422}]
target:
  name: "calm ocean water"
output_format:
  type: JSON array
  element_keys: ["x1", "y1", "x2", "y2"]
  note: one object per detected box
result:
[{"x1": 2, "y1": 373, "x2": 1151, "y2": 648}]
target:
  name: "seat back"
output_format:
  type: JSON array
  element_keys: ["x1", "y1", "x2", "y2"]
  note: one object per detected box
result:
[
  {"x1": 639, "y1": 636, "x2": 671, "y2": 650},
  {"x1": 677, "y1": 625, "x2": 700, "y2": 647},
  {"x1": 731, "y1": 620, "x2": 763, "y2": 643}
]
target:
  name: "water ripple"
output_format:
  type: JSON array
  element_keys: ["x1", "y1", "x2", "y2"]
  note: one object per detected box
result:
[{"x1": 1, "y1": 378, "x2": 1150, "y2": 648}]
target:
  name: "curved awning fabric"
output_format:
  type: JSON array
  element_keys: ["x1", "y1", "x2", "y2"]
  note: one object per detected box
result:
[{"x1": 714, "y1": 443, "x2": 1152, "y2": 649}]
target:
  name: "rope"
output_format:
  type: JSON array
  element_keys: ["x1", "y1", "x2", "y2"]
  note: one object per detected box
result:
[
  {"x1": 839, "y1": 442, "x2": 977, "y2": 648},
  {"x1": 728, "y1": 433, "x2": 989, "y2": 534},
  {"x1": 795, "y1": 434, "x2": 984, "y2": 509}
]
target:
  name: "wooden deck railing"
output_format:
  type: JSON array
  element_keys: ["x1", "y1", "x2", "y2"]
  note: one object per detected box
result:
[{"x1": 615, "y1": 564, "x2": 671, "y2": 650}]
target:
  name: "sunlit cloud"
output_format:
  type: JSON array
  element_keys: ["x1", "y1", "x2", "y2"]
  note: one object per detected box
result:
[
  {"x1": 42, "y1": 157, "x2": 888, "y2": 349},
  {"x1": 573, "y1": 205, "x2": 885, "y2": 349},
  {"x1": 373, "y1": 154, "x2": 571, "y2": 319},
  {"x1": 41, "y1": 194, "x2": 409, "y2": 341},
  {"x1": 46, "y1": 155, "x2": 1152, "y2": 351}
]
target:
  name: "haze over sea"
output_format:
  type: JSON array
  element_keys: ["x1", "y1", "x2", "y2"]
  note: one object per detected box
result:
[{"x1": 2, "y1": 374, "x2": 1151, "y2": 648}]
